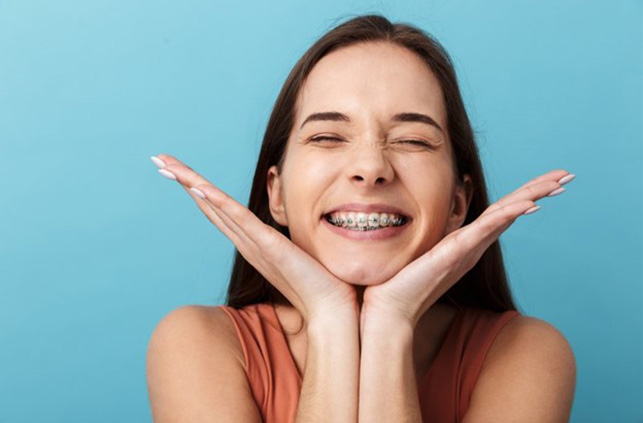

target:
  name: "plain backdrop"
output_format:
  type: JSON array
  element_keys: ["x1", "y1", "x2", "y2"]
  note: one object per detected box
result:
[{"x1": 1, "y1": 1, "x2": 641, "y2": 422}]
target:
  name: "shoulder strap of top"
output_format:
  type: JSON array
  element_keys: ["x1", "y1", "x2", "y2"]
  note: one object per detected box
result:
[
  {"x1": 218, "y1": 305, "x2": 268, "y2": 411},
  {"x1": 218, "y1": 303, "x2": 301, "y2": 423},
  {"x1": 419, "y1": 307, "x2": 520, "y2": 423},
  {"x1": 456, "y1": 308, "x2": 520, "y2": 420}
]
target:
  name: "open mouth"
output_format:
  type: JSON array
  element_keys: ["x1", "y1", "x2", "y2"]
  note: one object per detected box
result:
[{"x1": 322, "y1": 212, "x2": 410, "y2": 231}]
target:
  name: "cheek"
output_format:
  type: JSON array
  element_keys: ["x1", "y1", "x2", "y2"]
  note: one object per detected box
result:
[
  {"x1": 282, "y1": 154, "x2": 338, "y2": 212},
  {"x1": 414, "y1": 216, "x2": 448, "y2": 258},
  {"x1": 280, "y1": 161, "x2": 332, "y2": 244},
  {"x1": 403, "y1": 178, "x2": 455, "y2": 252}
]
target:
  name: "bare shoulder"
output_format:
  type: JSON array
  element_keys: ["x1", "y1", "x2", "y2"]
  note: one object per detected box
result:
[
  {"x1": 483, "y1": 315, "x2": 576, "y2": 370},
  {"x1": 462, "y1": 315, "x2": 577, "y2": 423},
  {"x1": 146, "y1": 305, "x2": 259, "y2": 422},
  {"x1": 148, "y1": 305, "x2": 245, "y2": 366}
]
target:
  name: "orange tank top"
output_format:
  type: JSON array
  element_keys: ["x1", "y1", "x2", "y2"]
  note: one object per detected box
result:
[{"x1": 220, "y1": 303, "x2": 520, "y2": 423}]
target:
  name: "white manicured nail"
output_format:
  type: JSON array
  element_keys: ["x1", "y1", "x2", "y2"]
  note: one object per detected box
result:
[
  {"x1": 558, "y1": 174, "x2": 575, "y2": 185},
  {"x1": 547, "y1": 187, "x2": 566, "y2": 197},
  {"x1": 190, "y1": 187, "x2": 206, "y2": 199},
  {"x1": 523, "y1": 205, "x2": 541, "y2": 215},
  {"x1": 150, "y1": 156, "x2": 166, "y2": 168},
  {"x1": 158, "y1": 169, "x2": 176, "y2": 180}
]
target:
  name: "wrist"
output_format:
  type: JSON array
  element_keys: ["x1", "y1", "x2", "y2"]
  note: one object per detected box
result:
[
  {"x1": 361, "y1": 298, "x2": 418, "y2": 328},
  {"x1": 361, "y1": 310, "x2": 415, "y2": 337},
  {"x1": 360, "y1": 312, "x2": 414, "y2": 363},
  {"x1": 306, "y1": 306, "x2": 359, "y2": 337}
]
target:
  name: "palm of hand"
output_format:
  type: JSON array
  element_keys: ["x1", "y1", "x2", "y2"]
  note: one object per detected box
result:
[
  {"x1": 153, "y1": 154, "x2": 358, "y2": 324},
  {"x1": 361, "y1": 169, "x2": 572, "y2": 327}
]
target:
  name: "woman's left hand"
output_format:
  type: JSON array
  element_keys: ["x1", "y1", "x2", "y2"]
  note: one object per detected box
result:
[{"x1": 360, "y1": 170, "x2": 574, "y2": 329}]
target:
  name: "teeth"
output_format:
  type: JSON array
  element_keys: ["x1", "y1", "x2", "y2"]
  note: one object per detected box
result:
[
  {"x1": 346, "y1": 212, "x2": 356, "y2": 228},
  {"x1": 367, "y1": 213, "x2": 379, "y2": 228},
  {"x1": 327, "y1": 211, "x2": 406, "y2": 230}
]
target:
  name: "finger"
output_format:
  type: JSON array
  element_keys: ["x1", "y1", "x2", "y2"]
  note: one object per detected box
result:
[
  {"x1": 482, "y1": 179, "x2": 558, "y2": 217},
  {"x1": 175, "y1": 181, "x2": 268, "y2": 268},
  {"x1": 157, "y1": 160, "x2": 294, "y2": 278},
  {"x1": 184, "y1": 186, "x2": 291, "y2": 294},
  {"x1": 160, "y1": 161, "x2": 212, "y2": 191},
  {"x1": 483, "y1": 169, "x2": 573, "y2": 217},
  {"x1": 429, "y1": 199, "x2": 532, "y2": 277},
  {"x1": 187, "y1": 187, "x2": 247, "y2": 250},
  {"x1": 158, "y1": 161, "x2": 262, "y2": 251},
  {"x1": 391, "y1": 199, "x2": 537, "y2": 318},
  {"x1": 152, "y1": 154, "x2": 350, "y2": 316},
  {"x1": 459, "y1": 200, "x2": 536, "y2": 262},
  {"x1": 518, "y1": 169, "x2": 573, "y2": 190},
  {"x1": 392, "y1": 199, "x2": 521, "y2": 311},
  {"x1": 159, "y1": 164, "x2": 286, "y2": 259},
  {"x1": 151, "y1": 153, "x2": 194, "y2": 171},
  {"x1": 182, "y1": 179, "x2": 299, "y2": 279},
  {"x1": 154, "y1": 158, "x2": 271, "y2": 271},
  {"x1": 193, "y1": 182, "x2": 289, "y2": 256},
  {"x1": 190, "y1": 183, "x2": 336, "y2": 314}
]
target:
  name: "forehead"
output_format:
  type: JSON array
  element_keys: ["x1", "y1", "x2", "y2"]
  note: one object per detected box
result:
[{"x1": 295, "y1": 42, "x2": 447, "y2": 128}]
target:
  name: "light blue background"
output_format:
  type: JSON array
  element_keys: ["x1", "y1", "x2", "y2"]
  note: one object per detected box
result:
[{"x1": 1, "y1": 1, "x2": 641, "y2": 421}]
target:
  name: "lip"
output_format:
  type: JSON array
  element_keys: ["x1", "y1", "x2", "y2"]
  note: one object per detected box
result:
[
  {"x1": 323, "y1": 203, "x2": 411, "y2": 218},
  {"x1": 321, "y1": 215, "x2": 411, "y2": 241}
]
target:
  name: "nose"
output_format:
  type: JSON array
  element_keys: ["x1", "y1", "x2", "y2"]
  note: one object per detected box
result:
[{"x1": 346, "y1": 143, "x2": 394, "y2": 187}]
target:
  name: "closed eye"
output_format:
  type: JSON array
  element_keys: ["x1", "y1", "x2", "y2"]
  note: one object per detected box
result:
[
  {"x1": 308, "y1": 136, "x2": 433, "y2": 149},
  {"x1": 397, "y1": 140, "x2": 431, "y2": 147},
  {"x1": 309, "y1": 136, "x2": 344, "y2": 143}
]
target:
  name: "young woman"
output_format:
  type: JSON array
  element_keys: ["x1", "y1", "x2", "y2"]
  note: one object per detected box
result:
[{"x1": 146, "y1": 14, "x2": 576, "y2": 423}]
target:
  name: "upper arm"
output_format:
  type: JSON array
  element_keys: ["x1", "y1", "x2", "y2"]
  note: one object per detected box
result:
[
  {"x1": 146, "y1": 305, "x2": 263, "y2": 423},
  {"x1": 462, "y1": 316, "x2": 577, "y2": 423}
]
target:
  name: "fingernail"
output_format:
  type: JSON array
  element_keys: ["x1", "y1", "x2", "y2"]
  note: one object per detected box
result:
[
  {"x1": 523, "y1": 205, "x2": 541, "y2": 215},
  {"x1": 558, "y1": 173, "x2": 575, "y2": 185},
  {"x1": 150, "y1": 156, "x2": 166, "y2": 169},
  {"x1": 547, "y1": 187, "x2": 566, "y2": 197},
  {"x1": 189, "y1": 187, "x2": 206, "y2": 199},
  {"x1": 158, "y1": 169, "x2": 176, "y2": 180}
]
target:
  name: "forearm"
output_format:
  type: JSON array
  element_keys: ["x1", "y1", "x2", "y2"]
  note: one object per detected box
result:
[
  {"x1": 358, "y1": 314, "x2": 422, "y2": 423},
  {"x1": 295, "y1": 308, "x2": 360, "y2": 423}
]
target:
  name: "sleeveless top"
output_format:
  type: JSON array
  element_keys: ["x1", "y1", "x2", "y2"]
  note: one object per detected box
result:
[{"x1": 219, "y1": 303, "x2": 520, "y2": 423}]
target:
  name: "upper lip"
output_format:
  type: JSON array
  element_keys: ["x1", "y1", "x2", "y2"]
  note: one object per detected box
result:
[{"x1": 324, "y1": 203, "x2": 411, "y2": 218}]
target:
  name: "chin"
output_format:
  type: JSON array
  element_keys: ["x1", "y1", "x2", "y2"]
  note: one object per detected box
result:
[{"x1": 325, "y1": 260, "x2": 400, "y2": 286}]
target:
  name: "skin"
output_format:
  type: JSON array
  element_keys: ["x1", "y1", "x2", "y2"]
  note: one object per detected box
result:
[
  {"x1": 266, "y1": 41, "x2": 472, "y2": 294},
  {"x1": 151, "y1": 41, "x2": 571, "y2": 328},
  {"x1": 149, "y1": 41, "x2": 576, "y2": 421}
]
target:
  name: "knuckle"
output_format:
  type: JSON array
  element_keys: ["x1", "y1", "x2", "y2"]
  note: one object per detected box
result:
[
  {"x1": 442, "y1": 238, "x2": 464, "y2": 266},
  {"x1": 475, "y1": 215, "x2": 496, "y2": 233},
  {"x1": 194, "y1": 183, "x2": 210, "y2": 192},
  {"x1": 261, "y1": 229, "x2": 284, "y2": 252},
  {"x1": 537, "y1": 180, "x2": 559, "y2": 193},
  {"x1": 524, "y1": 184, "x2": 541, "y2": 196},
  {"x1": 156, "y1": 154, "x2": 172, "y2": 163}
]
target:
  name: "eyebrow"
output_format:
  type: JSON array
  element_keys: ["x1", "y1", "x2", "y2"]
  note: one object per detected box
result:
[{"x1": 299, "y1": 111, "x2": 444, "y2": 133}]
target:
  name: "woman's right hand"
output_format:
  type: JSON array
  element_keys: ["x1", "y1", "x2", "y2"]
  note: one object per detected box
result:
[{"x1": 151, "y1": 154, "x2": 358, "y2": 325}]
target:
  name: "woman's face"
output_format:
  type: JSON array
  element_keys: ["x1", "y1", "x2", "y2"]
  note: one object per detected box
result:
[{"x1": 267, "y1": 41, "x2": 472, "y2": 286}]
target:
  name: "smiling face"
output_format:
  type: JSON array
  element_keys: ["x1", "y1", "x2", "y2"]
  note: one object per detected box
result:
[{"x1": 267, "y1": 41, "x2": 472, "y2": 286}]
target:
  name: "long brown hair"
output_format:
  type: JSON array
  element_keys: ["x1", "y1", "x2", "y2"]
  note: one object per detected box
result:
[{"x1": 224, "y1": 14, "x2": 519, "y2": 313}]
